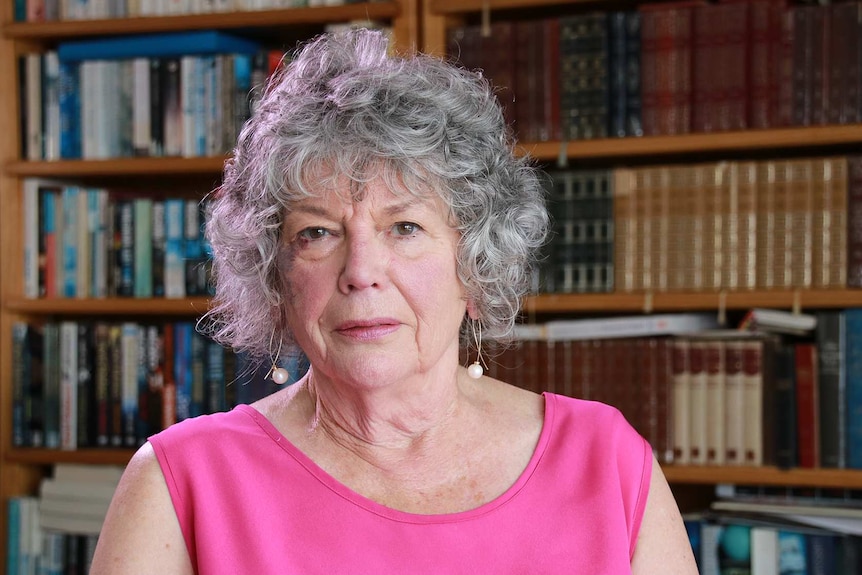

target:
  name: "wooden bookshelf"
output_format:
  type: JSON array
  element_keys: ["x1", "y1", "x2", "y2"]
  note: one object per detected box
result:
[
  {"x1": 422, "y1": 0, "x2": 862, "y2": 522},
  {"x1": 10, "y1": 123, "x2": 862, "y2": 178},
  {"x1": 1, "y1": 3, "x2": 403, "y2": 39},
  {"x1": 0, "y1": 3, "x2": 421, "y2": 569}
]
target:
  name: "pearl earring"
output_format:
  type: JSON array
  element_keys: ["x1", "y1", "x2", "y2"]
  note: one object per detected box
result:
[
  {"x1": 267, "y1": 333, "x2": 290, "y2": 385},
  {"x1": 467, "y1": 318, "x2": 485, "y2": 379}
]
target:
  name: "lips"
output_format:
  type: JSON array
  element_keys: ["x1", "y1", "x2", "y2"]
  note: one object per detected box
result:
[{"x1": 334, "y1": 319, "x2": 401, "y2": 340}]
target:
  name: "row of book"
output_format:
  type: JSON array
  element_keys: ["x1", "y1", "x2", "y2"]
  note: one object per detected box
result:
[
  {"x1": 6, "y1": 464, "x2": 122, "y2": 575},
  {"x1": 11, "y1": 320, "x2": 309, "y2": 450},
  {"x1": 539, "y1": 155, "x2": 862, "y2": 295},
  {"x1": 448, "y1": 0, "x2": 862, "y2": 143},
  {"x1": 19, "y1": 31, "x2": 284, "y2": 161},
  {"x1": 489, "y1": 308, "x2": 862, "y2": 470},
  {"x1": 18, "y1": 0, "x2": 359, "y2": 22},
  {"x1": 686, "y1": 510, "x2": 862, "y2": 574},
  {"x1": 22, "y1": 181, "x2": 212, "y2": 299}
]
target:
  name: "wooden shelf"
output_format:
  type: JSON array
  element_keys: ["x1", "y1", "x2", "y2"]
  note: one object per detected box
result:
[
  {"x1": 0, "y1": 3, "x2": 401, "y2": 40},
  {"x1": 526, "y1": 289, "x2": 862, "y2": 314},
  {"x1": 4, "y1": 297, "x2": 211, "y2": 315},
  {"x1": 517, "y1": 125, "x2": 862, "y2": 162},
  {"x1": 430, "y1": 0, "x2": 597, "y2": 13},
  {"x1": 9, "y1": 125, "x2": 862, "y2": 178},
  {"x1": 8, "y1": 446, "x2": 862, "y2": 490},
  {"x1": 5, "y1": 156, "x2": 227, "y2": 177},
  {"x1": 664, "y1": 465, "x2": 862, "y2": 489}
]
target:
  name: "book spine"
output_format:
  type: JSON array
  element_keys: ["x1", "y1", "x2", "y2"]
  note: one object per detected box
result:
[
  {"x1": 794, "y1": 342, "x2": 819, "y2": 469},
  {"x1": 59, "y1": 320, "x2": 78, "y2": 450},
  {"x1": 846, "y1": 309, "x2": 862, "y2": 469},
  {"x1": 816, "y1": 310, "x2": 846, "y2": 468},
  {"x1": 773, "y1": 343, "x2": 798, "y2": 469}
]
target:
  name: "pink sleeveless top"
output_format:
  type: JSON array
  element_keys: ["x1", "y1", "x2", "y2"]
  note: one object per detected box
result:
[{"x1": 150, "y1": 392, "x2": 652, "y2": 574}]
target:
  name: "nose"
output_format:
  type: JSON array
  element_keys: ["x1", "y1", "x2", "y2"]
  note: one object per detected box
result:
[{"x1": 337, "y1": 233, "x2": 387, "y2": 293}]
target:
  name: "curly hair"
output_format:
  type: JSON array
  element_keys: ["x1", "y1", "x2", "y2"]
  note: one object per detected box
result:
[{"x1": 203, "y1": 27, "x2": 549, "y2": 361}]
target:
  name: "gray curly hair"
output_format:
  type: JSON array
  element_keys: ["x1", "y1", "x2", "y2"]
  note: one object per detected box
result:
[{"x1": 203, "y1": 27, "x2": 549, "y2": 360}]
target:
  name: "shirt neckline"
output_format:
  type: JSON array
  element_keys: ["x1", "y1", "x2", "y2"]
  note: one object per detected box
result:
[{"x1": 236, "y1": 392, "x2": 556, "y2": 524}]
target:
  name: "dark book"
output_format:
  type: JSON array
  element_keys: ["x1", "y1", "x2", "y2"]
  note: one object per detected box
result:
[
  {"x1": 75, "y1": 322, "x2": 95, "y2": 448},
  {"x1": 847, "y1": 156, "x2": 862, "y2": 287},
  {"x1": 772, "y1": 343, "x2": 798, "y2": 470},
  {"x1": 607, "y1": 12, "x2": 628, "y2": 138},
  {"x1": 151, "y1": 200, "x2": 165, "y2": 298},
  {"x1": 623, "y1": 11, "x2": 643, "y2": 137},
  {"x1": 845, "y1": 308, "x2": 862, "y2": 470},
  {"x1": 161, "y1": 57, "x2": 182, "y2": 157},
  {"x1": 815, "y1": 310, "x2": 846, "y2": 468},
  {"x1": 114, "y1": 197, "x2": 134, "y2": 297},
  {"x1": 93, "y1": 322, "x2": 111, "y2": 448},
  {"x1": 149, "y1": 58, "x2": 164, "y2": 156}
]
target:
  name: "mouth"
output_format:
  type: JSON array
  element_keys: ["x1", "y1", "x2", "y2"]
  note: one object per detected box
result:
[{"x1": 334, "y1": 319, "x2": 401, "y2": 340}]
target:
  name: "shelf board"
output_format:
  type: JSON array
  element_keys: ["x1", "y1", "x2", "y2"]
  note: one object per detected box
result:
[
  {"x1": 1, "y1": 3, "x2": 401, "y2": 40},
  {"x1": 664, "y1": 465, "x2": 862, "y2": 489},
  {"x1": 524, "y1": 289, "x2": 862, "y2": 314},
  {"x1": 4, "y1": 297, "x2": 211, "y2": 315},
  {"x1": 517, "y1": 125, "x2": 862, "y2": 162},
  {"x1": 8, "y1": 447, "x2": 862, "y2": 490},
  {"x1": 430, "y1": 0, "x2": 594, "y2": 13},
  {"x1": 5, "y1": 156, "x2": 227, "y2": 177},
  {"x1": 7, "y1": 290, "x2": 862, "y2": 316},
  {"x1": 9, "y1": 125, "x2": 862, "y2": 177}
]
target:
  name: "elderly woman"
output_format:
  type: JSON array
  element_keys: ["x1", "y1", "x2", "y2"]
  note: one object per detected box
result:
[{"x1": 90, "y1": 29, "x2": 697, "y2": 574}]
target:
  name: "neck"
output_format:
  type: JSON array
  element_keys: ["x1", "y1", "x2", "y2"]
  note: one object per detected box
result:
[{"x1": 302, "y1": 362, "x2": 475, "y2": 458}]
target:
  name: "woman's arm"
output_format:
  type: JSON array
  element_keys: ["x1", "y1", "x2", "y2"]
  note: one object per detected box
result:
[
  {"x1": 631, "y1": 455, "x2": 700, "y2": 574},
  {"x1": 89, "y1": 442, "x2": 194, "y2": 575}
]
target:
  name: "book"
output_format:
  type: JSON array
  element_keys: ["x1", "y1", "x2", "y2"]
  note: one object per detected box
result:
[
  {"x1": 544, "y1": 313, "x2": 718, "y2": 341},
  {"x1": 816, "y1": 310, "x2": 846, "y2": 468},
  {"x1": 738, "y1": 308, "x2": 817, "y2": 336},
  {"x1": 57, "y1": 30, "x2": 263, "y2": 62},
  {"x1": 795, "y1": 342, "x2": 820, "y2": 469},
  {"x1": 845, "y1": 308, "x2": 862, "y2": 469}
]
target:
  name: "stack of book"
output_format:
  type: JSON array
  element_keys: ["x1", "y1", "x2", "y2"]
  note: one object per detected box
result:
[{"x1": 38, "y1": 463, "x2": 124, "y2": 536}]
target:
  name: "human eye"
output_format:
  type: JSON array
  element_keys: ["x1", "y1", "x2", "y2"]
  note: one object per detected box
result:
[
  {"x1": 391, "y1": 222, "x2": 422, "y2": 237},
  {"x1": 297, "y1": 227, "x2": 330, "y2": 241}
]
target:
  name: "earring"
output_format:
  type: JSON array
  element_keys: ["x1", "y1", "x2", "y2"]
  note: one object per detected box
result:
[
  {"x1": 467, "y1": 319, "x2": 485, "y2": 379},
  {"x1": 267, "y1": 333, "x2": 290, "y2": 385}
]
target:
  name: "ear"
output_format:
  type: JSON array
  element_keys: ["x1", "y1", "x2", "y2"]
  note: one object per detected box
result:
[{"x1": 466, "y1": 300, "x2": 480, "y2": 320}]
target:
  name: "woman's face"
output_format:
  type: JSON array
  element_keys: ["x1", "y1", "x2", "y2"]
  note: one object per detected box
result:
[{"x1": 281, "y1": 178, "x2": 468, "y2": 388}]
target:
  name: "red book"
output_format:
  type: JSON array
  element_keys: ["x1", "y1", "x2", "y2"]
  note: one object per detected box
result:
[
  {"x1": 640, "y1": 2, "x2": 699, "y2": 136},
  {"x1": 795, "y1": 342, "x2": 820, "y2": 468}
]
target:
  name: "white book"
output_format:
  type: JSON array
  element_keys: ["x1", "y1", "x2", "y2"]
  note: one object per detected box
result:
[
  {"x1": 723, "y1": 340, "x2": 746, "y2": 465},
  {"x1": 132, "y1": 58, "x2": 151, "y2": 156},
  {"x1": 688, "y1": 340, "x2": 708, "y2": 465},
  {"x1": 750, "y1": 527, "x2": 779, "y2": 575},
  {"x1": 704, "y1": 339, "x2": 726, "y2": 466},
  {"x1": 671, "y1": 339, "x2": 690, "y2": 465},
  {"x1": 41, "y1": 479, "x2": 118, "y2": 503},
  {"x1": 739, "y1": 308, "x2": 817, "y2": 335},
  {"x1": 59, "y1": 321, "x2": 79, "y2": 450},
  {"x1": 742, "y1": 339, "x2": 765, "y2": 466},
  {"x1": 53, "y1": 462, "x2": 125, "y2": 484},
  {"x1": 25, "y1": 53, "x2": 43, "y2": 161},
  {"x1": 544, "y1": 313, "x2": 718, "y2": 341},
  {"x1": 39, "y1": 497, "x2": 111, "y2": 519},
  {"x1": 181, "y1": 56, "x2": 199, "y2": 158},
  {"x1": 43, "y1": 51, "x2": 61, "y2": 161},
  {"x1": 38, "y1": 510, "x2": 104, "y2": 536},
  {"x1": 164, "y1": 198, "x2": 186, "y2": 298}
]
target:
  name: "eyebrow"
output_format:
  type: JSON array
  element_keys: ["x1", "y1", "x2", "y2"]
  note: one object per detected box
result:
[{"x1": 288, "y1": 197, "x2": 431, "y2": 219}]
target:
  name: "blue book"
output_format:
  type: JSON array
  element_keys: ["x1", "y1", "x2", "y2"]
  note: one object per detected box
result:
[
  {"x1": 6, "y1": 499, "x2": 20, "y2": 575},
  {"x1": 58, "y1": 31, "x2": 262, "y2": 62},
  {"x1": 845, "y1": 308, "x2": 862, "y2": 469},
  {"x1": 174, "y1": 321, "x2": 193, "y2": 422},
  {"x1": 61, "y1": 185, "x2": 79, "y2": 298}
]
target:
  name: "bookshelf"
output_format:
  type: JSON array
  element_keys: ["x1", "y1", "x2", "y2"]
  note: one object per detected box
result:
[
  {"x1": 0, "y1": 0, "x2": 418, "y2": 568},
  {"x1": 421, "y1": 0, "x2": 862, "y2": 508}
]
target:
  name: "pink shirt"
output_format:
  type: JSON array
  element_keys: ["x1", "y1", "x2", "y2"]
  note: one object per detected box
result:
[{"x1": 150, "y1": 392, "x2": 651, "y2": 574}]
